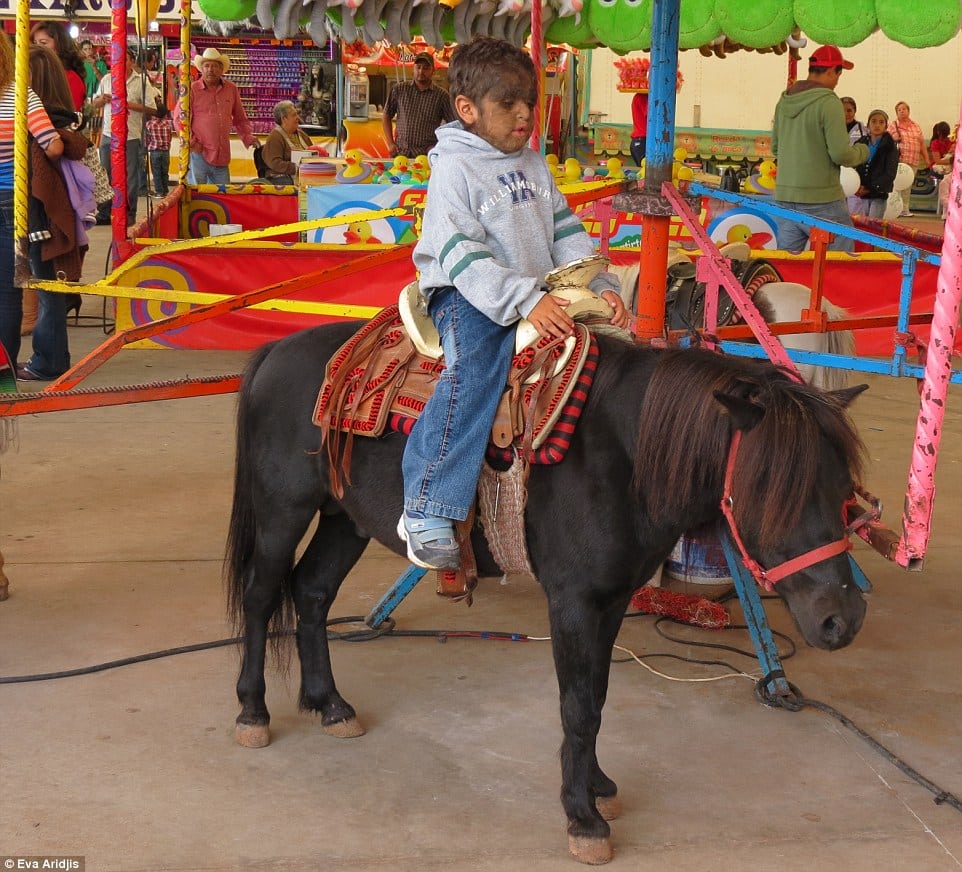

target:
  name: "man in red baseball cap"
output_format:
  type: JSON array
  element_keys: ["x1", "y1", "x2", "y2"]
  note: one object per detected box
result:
[{"x1": 770, "y1": 45, "x2": 867, "y2": 253}]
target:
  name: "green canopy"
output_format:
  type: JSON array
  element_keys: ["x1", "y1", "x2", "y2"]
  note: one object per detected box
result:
[{"x1": 197, "y1": 0, "x2": 962, "y2": 52}]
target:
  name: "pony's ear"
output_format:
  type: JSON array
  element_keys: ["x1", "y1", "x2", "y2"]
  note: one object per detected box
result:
[
  {"x1": 713, "y1": 390, "x2": 764, "y2": 431},
  {"x1": 828, "y1": 384, "x2": 869, "y2": 408}
]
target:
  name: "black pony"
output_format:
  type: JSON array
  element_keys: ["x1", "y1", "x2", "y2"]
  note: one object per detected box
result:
[{"x1": 226, "y1": 322, "x2": 868, "y2": 865}]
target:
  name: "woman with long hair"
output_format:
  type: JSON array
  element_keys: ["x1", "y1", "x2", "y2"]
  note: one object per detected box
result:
[
  {"x1": 18, "y1": 44, "x2": 92, "y2": 381},
  {"x1": 0, "y1": 33, "x2": 62, "y2": 370},
  {"x1": 30, "y1": 20, "x2": 86, "y2": 113}
]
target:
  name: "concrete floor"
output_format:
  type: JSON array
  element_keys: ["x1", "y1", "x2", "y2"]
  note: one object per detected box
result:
[{"x1": 1, "y1": 220, "x2": 961, "y2": 871}]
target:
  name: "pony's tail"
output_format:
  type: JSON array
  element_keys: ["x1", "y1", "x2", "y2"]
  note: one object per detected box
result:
[{"x1": 224, "y1": 341, "x2": 295, "y2": 652}]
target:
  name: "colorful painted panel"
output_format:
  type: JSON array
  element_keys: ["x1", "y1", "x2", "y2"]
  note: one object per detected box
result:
[{"x1": 305, "y1": 184, "x2": 423, "y2": 244}]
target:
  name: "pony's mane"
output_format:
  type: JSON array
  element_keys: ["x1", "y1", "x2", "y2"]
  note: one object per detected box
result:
[{"x1": 634, "y1": 348, "x2": 865, "y2": 548}]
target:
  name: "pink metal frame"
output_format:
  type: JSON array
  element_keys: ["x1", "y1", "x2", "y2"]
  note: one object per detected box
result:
[{"x1": 658, "y1": 179, "x2": 961, "y2": 570}]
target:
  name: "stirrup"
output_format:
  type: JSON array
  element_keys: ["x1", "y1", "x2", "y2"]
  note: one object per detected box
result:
[{"x1": 396, "y1": 512, "x2": 460, "y2": 571}]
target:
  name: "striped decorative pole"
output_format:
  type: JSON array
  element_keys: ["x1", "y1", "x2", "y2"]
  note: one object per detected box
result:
[
  {"x1": 14, "y1": 0, "x2": 30, "y2": 274},
  {"x1": 530, "y1": 0, "x2": 542, "y2": 152},
  {"x1": 178, "y1": 0, "x2": 192, "y2": 188},
  {"x1": 110, "y1": 0, "x2": 130, "y2": 242}
]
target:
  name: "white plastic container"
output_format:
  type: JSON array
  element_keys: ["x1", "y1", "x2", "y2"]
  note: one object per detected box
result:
[{"x1": 209, "y1": 223, "x2": 242, "y2": 237}]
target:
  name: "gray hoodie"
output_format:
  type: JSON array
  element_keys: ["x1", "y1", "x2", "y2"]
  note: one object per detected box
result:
[{"x1": 413, "y1": 122, "x2": 618, "y2": 326}]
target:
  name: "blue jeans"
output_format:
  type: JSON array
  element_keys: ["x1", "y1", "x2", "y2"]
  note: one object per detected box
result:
[
  {"x1": 0, "y1": 189, "x2": 22, "y2": 365},
  {"x1": 100, "y1": 137, "x2": 144, "y2": 225},
  {"x1": 402, "y1": 287, "x2": 516, "y2": 521},
  {"x1": 24, "y1": 247, "x2": 69, "y2": 378},
  {"x1": 774, "y1": 198, "x2": 856, "y2": 254},
  {"x1": 188, "y1": 154, "x2": 230, "y2": 186},
  {"x1": 149, "y1": 148, "x2": 170, "y2": 195}
]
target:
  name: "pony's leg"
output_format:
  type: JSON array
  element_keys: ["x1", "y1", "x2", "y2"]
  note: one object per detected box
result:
[
  {"x1": 547, "y1": 594, "x2": 618, "y2": 865},
  {"x1": 235, "y1": 510, "x2": 315, "y2": 749},
  {"x1": 589, "y1": 596, "x2": 633, "y2": 823},
  {"x1": 290, "y1": 512, "x2": 370, "y2": 738}
]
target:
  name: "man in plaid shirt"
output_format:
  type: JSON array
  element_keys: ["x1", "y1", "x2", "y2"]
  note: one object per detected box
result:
[
  {"x1": 382, "y1": 52, "x2": 455, "y2": 159},
  {"x1": 145, "y1": 102, "x2": 175, "y2": 196}
]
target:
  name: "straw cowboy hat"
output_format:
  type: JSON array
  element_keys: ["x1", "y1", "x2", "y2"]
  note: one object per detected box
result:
[{"x1": 193, "y1": 47, "x2": 230, "y2": 73}]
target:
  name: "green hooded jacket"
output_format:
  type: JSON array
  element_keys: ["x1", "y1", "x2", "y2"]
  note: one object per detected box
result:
[{"x1": 772, "y1": 83, "x2": 869, "y2": 203}]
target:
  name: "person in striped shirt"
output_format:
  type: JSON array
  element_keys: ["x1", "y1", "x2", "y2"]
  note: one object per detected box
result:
[{"x1": 0, "y1": 32, "x2": 62, "y2": 368}]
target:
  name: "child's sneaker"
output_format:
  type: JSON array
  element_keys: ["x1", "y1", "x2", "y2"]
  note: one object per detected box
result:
[{"x1": 397, "y1": 509, "x2": 460, "y2": 570}]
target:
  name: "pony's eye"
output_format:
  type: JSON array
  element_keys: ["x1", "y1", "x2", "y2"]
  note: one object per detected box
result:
[
  {"x1": 596, "y1": 0, "x2": 616, "y2": 7},
  {"x1": 623, "y1": 0, "x2": 643, "y2": 5}
]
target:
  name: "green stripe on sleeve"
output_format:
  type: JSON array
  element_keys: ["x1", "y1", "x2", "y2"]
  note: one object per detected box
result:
[
  {"x1": 449, "y1": 251, "x2": 493, "y2": 280},
  {"x1": 554, "y1": 224, "x2": 583, "y2": 242},
  {"x1": 439, "y1": 233, "x2": 472, "y2": 265}
]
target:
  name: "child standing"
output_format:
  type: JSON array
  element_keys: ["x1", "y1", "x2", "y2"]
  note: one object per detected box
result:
[
  {"x1": 853, "y1": 109, "x2": 899, "y2": 220},
  {"x1": 145, "y1": 100, "x2": 174, "y2": 196},
  {"x1": 398, "y1": 37, "x2": 629, "y2": 570}
]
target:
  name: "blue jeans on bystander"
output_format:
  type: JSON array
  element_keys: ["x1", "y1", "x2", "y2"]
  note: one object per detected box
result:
[
  {"x1": 401, "y1": 286, "x2": 516, "y2": 522},
  {"x1": 774, "y1": 198, "x2": 856, "y2": 254},
  {"x1": 188, "y1": 154, "x2": 230, "y2": 186},
  {"x1": 149, "y1": 148, "x2": 170, "y2": 195},
  {"x1": 23, "y1": 246, "x2": 69, "y2": 378}
]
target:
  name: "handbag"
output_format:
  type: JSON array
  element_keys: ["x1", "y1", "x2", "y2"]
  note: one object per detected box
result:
[{"x1": 82, "y1": 144, "x2": 112, "y2": 205}]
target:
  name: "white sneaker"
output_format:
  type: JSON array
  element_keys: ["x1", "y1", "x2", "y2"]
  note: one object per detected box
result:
[{"x1": 900, "y1": 211, "x2": 914, "y2": 217}]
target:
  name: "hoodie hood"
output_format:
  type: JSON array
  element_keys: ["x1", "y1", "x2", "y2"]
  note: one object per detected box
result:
[
  {"x1": 776, "y1": 84, "x2": 839, "y2": 119},
  {"x1": 429, "y1": 121, "x2": 525, "y2": 162}
]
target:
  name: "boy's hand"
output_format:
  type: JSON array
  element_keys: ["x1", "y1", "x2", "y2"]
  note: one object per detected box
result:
[
  {"x1": 527, "y1": 293, "x2": 574, "y2": 339},
  {"x1": 601, "y1": 290, "x2": 631, "y2": 329}
]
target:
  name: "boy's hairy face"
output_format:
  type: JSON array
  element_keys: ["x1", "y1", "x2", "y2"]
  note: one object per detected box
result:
[{"x1": 454, "y1": 69, "x2": 538, "y2": 154}]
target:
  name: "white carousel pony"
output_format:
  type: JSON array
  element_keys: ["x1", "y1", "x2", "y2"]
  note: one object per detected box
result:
[{"x1": 609, "y1": 251, "x2": 853, "y2": 390}]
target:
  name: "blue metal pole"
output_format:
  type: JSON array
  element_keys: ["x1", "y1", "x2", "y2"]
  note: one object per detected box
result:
[
  {"x1": 720, "y1": 534, "x2": 792, "y2": 698},
  {"x1": 365, "y1": 565, "x2": 428, "y2": 629},
  {"x1": 645, "y1": 0, "x2": 681, "y2": 191}
]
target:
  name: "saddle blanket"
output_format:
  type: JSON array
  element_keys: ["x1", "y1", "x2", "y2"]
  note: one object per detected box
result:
[{"x1": 313, "y1": 305, "x2": 600, "y2": 467}]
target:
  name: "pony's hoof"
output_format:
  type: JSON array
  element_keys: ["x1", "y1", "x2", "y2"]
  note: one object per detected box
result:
[
  {"x1": 235, "y1": 723, "x2": 271, "y2": 748},
  {"x1": 322, "y1": 716, "x2": 366, "y2": 738},
  {"x1": 568, "y1": 835, "x2": 613, "y2": 865},
  {"x1": 595, "y1": 794, "x2": 622, "y2": 821}
]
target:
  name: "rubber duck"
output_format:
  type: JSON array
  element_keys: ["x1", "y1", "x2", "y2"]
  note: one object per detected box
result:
[
  {"x1": 605, "y1": 157, "x2": 625, "y2": 180},
  {"x1": 670, "y1": 147, "x2": 690, "y2": 183},
  {"x1": 546, "y1": 153, "x2": 563, "y2": 180},
  {"x1": 335, "y1": 149, "x2": 373, "y2": 183},
  {"x1": 382, "y1": 154, "x2": 411, "y2": 184},
  {"x1": 344, "y1": 219, "x2": 382, "y2": 245},
  {"x1": 726, "y1": 223, "x2": 772, "y2": 249},
  {"x1": 409, "y1": 154, "x2": 430, "y2": 183},
  {"x1": 563, "y1": 158, "x2": 582, "y2": 184},
  {"x1": 744, "y1": 160, "x2": 777, "y2": 195}
]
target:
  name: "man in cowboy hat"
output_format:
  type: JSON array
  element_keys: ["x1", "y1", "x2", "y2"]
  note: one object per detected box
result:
[
  {"x1": 382, "y1": 50, "x2": 455, "y2": 159},
  {"x1": 186, "y1": 47, "x2": 258, "y2": 184},
  {"x1": 771, "y1": 45, "x2": 868, "y2": 254}
]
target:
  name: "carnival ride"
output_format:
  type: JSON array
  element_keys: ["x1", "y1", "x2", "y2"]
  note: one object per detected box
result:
[{"x1": 1, "y1": 0, "x2": 961, "y2": 687}]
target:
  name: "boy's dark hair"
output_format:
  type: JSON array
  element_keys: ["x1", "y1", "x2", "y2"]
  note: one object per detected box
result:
[{"x1": 448, "y1": 37, "x2": 537, "y2": 107}]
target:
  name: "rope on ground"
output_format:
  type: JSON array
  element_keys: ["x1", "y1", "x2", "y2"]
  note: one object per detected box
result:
[{"x1": 756, "y1": 679, "x2": 962, "y2": 814}]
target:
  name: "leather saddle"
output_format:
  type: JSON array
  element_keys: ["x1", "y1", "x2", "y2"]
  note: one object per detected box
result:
[{"x1": 314, "y1": 256, "x2": 615, "y2": 496}]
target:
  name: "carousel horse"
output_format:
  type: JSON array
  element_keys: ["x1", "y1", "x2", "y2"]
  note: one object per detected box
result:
[{"x1": 225, "y1": 287, "x2": 869, "y2": 863}]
